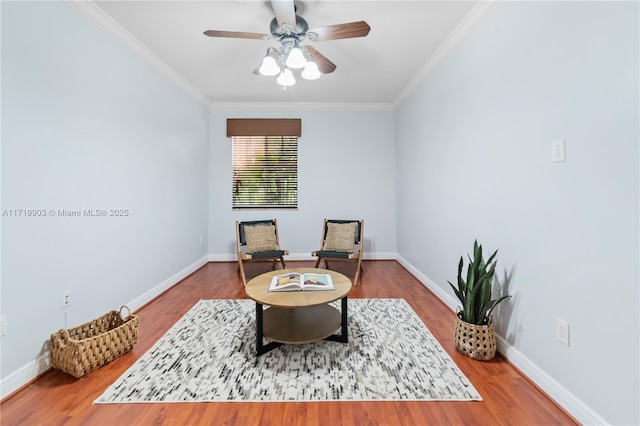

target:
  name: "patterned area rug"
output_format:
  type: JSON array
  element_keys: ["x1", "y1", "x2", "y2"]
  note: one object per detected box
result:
[{"x1": 94, "y1": 298, "x2": 481, "y2": 403}]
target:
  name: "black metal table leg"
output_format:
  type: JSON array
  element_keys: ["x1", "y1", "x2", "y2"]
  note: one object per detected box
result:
[
  {"x1": 325, "y1": 296, "x2": 348, "y2": 343},
  {"x1": 255, "y1": 302, "x2": 282, "y2": 356}
]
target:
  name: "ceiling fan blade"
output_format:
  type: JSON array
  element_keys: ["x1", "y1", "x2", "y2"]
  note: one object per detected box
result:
[
  {"x1": 203, "y1": 30, "x2": 269, "y2": 40},
  {"x1": 305, "y1": 46, "x2": 336, "y2": 74},
  {"x1": 270, "y1": 0, "x2": 296, "y2": 28},
  {"x1": 308, "y1": 21, "x2": 371, "y2": 42}
]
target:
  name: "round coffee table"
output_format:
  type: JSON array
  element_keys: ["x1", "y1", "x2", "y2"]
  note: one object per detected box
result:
[{"x1": 245, "y1": 268, "x2": 352, "y2": 355}]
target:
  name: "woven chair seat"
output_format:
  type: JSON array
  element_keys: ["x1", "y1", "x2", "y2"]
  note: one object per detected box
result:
[
  {"x1": 245, "y1": 250, "x2": 288, "y2": 260},
  {"x1": 311, "y1": 250, "x2": 355, "y2": 259}
]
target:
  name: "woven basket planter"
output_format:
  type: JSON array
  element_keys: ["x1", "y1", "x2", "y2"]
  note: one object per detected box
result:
[
  {"x1": 50, "y1": 306, "x2": 138, "y2": 378},
  {"x1": 454, "y1": 314, "x2": 496, "y2": 361}
]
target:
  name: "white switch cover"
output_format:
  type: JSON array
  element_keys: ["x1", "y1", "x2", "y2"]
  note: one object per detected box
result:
[
  {"x1": 552, "y1": 139, "x2": 566, "y2": 163},
  {"x1": 557, "y1": 318, "x2": 570, "y2": 346}
]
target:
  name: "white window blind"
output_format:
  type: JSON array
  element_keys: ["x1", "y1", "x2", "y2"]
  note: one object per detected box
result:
[{"x1": 232, "y1": 136, "x2": 298, "y2": 209}]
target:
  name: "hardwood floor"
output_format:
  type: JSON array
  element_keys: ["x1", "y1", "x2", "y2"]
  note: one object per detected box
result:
[{"x1": 1, "y1": 261, "x2": 577, "y2": 425}]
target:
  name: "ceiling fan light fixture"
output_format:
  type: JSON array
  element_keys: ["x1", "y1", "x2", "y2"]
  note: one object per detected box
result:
[
  {"x1": 301, "y1": 61, "x2": 321, "y2": 80},
  {"x1": 204, "y1": 2, "x2": 371, "y2": 90},
  {"x1": 285, "y1": 46, "x2": 307, "y2": 69},
  {"x1": 276, "y1": 68, "x2": 296, "y2": 86},
  {"x1": 259, "y1": 54, "x2": 280, "y2": 76}
]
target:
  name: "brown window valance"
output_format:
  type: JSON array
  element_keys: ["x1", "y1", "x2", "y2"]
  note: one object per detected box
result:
[{"x1": 227, "y1": 118, "x2": 302, "y2": 137}]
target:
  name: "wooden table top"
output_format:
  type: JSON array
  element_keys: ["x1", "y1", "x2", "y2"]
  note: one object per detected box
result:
[{"x1": 245, "y1": 268, "x2": 352, "y2": 308}]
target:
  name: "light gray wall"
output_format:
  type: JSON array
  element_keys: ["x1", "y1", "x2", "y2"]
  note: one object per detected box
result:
[
  {"x1": 395, "y1": 2, "x2": 639, "y2": 424},
  {"x1": 1, "y1": 1, "x2": 209, "y2": 378},
  {"x1": 2, "y1": 1, "x2": 637, "y2": 423},
  {"x1": 208, "y1": 106, "x2": 397, "y2": 260}
]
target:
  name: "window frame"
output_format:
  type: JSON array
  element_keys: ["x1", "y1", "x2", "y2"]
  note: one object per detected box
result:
[
  {"x1": 231, "y1": 135, "x2": 299, "y2": 210},
  {"x1": 227, "y1": 118, "x2": 301, "y2": 210}
]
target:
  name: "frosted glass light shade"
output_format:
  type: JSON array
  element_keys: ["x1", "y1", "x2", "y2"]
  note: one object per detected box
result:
[
  {"x1": 259, "y1": 55, "x2": 280, "y2": 76},
  {"x1": 276, "y1": 68, "x2": 296, "y2": 86},
  {"x1": 301, "y1": 61, "x2": 321, "y2": 80},
  {"x1": 285, "y1": 47, "x2": 307, "y2": 69}
]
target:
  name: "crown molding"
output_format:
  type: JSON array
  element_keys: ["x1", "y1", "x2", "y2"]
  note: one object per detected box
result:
[
  {"x1": 209, "y1": 102, "x2": 394, "y2": 111},
  {"x1": 65, "y1": 0, "x2": 211, "y2": 106},
  {"x1": 65, "y1": 0, "x2": 498, "y2": 110},
  {"x1": 393, "y1": 0, "x2": 500, "y2": 107}
]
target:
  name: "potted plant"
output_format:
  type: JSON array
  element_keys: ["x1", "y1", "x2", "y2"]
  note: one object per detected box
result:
[{"x1": 448, "y1": 240, "x2": 510, "y2": 361}]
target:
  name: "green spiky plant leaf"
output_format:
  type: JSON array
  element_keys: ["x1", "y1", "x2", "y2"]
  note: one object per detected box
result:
[{"x1": 447, "y1": 240, "x2": 510, "y2": 325}]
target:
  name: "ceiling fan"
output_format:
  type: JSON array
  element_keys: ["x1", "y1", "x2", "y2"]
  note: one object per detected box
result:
[{"x1": 203, "y1": 0, "x2": 371, "y2": 88}]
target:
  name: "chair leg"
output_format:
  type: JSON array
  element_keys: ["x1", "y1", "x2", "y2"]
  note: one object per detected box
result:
[
  {"x1": 353, "y1": 257, "x2": 363, "y2": 286},
  {"x1": 238, "y1": 262, "x2": 248, "y2": 287},
  {"x1": 280, "y1": 256, "x2": 287, "y2": 269},
  {"x1": 313, "y1": 258, "x2": 321, "y2": 268}
]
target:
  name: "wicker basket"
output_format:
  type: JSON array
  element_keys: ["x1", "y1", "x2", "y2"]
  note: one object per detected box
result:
[
  {"x1": 50, "y1": 306, "x2": 139, "y2": 378},
  {"x1": 454, "y1": 314, "x2": 496, "y2": 361}
]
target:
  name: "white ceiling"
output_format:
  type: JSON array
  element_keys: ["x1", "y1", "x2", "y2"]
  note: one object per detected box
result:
[{"x1": 75, "y1": 1, "x2": 494, "y2": 106}]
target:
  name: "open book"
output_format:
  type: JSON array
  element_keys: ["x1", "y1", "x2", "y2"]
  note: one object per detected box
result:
[{"x1": 268, "y1": 272, "x2": 335, "y2": 292}]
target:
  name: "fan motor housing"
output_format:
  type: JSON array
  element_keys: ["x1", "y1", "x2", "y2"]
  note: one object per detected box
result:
[{"x1": 270, "y1": 15, "x2": 309, "y2": 40}]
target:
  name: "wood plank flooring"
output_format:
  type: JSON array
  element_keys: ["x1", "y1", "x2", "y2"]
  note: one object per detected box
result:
[{"x1": 1, "y1": 261, "x2": 578, "y2": 425}]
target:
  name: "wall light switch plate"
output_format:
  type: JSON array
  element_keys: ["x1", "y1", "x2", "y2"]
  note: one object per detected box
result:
[
  {"x1": 0, "y1": 315, "x2": 6, "y2": 336},
  {"x1": 557, "y1": 318, "x2": 570, "y2": 346},
  {"x1": 552, "y1": 139, "x2": 566, "y2": 163}
]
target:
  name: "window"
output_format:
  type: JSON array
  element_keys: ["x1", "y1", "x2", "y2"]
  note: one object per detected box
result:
[
  {"x1": 227, "y1": 118, "x2": 301, "y2": 209},
  {"x1": 232, "y1": 136, "x2": 298, "y2": 209}
]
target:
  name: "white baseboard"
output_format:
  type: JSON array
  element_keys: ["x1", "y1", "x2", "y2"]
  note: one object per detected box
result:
[
  {"x1": 396, "y1": 255, "x2": 459, "y2": 311},
  {"x1": 0, "y1": 255, "x2": 209, "y2": 400},
  {"x1": 495, "y1": 336, "x2": 608, "y2": 425},
  {"x1": 207, "y1": 252, "x2": 397, "y2": 262},
  {"x1": 395, "y1": 254, "x2": 607, "y2": 426},
  {"x1": 1, "y1": 353, "x2": 51, "y2": 400},
  {"x1": 127, "y1": 255, "x2": 209, "y2": 312},
  {"x1": 208, "y1": 253, "x2": 235, "y2": 262},
  {"x1": 363, "y1": 252, "x2": 397, "y2": 260}
]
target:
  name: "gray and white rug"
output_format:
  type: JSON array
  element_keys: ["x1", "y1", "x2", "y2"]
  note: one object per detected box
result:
[{"x1": 94, "y1": 298, "x2": 481, "y2": 403}]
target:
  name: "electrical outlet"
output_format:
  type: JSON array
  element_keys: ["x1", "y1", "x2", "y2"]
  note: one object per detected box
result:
[
  {"x1": 557, "y1": 318, "x2": 570, "y2": 346},
  {"x1": 61, "y1": 291, "x2": 71, "y2": 309},
  {"x1": 0, "y1": 315, "x2": 6, "y2": 336}
]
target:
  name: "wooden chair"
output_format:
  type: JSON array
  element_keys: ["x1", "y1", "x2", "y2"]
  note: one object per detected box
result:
[
  {"x1": 236, "y1": 219, "x2": 289, "y2": 286},
  {"x1": 311, "y1": 219, "x2": 364, "y2": 286}
]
